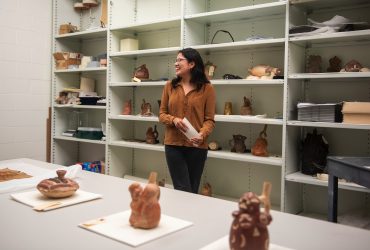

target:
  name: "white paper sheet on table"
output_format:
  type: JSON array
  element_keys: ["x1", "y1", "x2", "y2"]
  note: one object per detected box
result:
[
  {"x1": 79, "y1": 210, "x2": 193, "y2": 247},
  {"x1": 181, "y1": 117, "x2": 200, "y2": 139},
  {"x1": 11, "y1": 189, "x2": 102, "y2": 211},
  {"x1": 199, "y1": 235, "x2": 294, "y2": 250},
  {"x1": 0, "y1": 160, "x2": 81, "y2": 194}
]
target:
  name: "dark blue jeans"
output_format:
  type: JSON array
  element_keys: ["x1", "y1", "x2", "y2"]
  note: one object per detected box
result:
[{"x1": 165, "y1": 145, "x2": 208, "y2": 194}]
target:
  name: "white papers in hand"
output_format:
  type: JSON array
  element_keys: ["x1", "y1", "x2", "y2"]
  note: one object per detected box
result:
[{"x1": 181, "y1": 118, "x2": 200, "y2": 140}]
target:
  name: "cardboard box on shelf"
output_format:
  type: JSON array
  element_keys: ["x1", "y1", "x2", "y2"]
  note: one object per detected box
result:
[
  {"x1": 53, "y1": 52, "x2": 82, "y2": 69},
  {"x1": 342, "y1": 102, "x2": 370, "y2": 124}
]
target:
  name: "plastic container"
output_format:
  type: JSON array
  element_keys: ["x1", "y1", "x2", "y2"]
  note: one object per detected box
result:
[{"x1": 76, "y1": 127, "x2": 103, "y2": 140}]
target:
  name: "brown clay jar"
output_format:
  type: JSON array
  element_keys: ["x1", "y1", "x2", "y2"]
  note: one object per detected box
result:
[{"x1": 37, "y1": 170, "x2": 79, "y2": 198}]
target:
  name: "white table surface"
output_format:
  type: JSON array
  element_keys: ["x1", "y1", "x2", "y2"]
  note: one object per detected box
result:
[{"x1": 1, "y1": 158, "x2": 369, "y2": 250}]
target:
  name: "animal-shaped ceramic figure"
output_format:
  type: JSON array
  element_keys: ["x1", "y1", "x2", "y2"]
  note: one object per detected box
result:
[
  {"x1": 240, "y1": 96, "x2": 252, "y2": 115},
  {"x1": 246, "y1": 65, "x2": 281, "y2": 80},
  {"x1": 200, "y1": 182, "x2": 212, "y2": 197},
  {"x1": 122, "y1": 99, "x2": 132, "y2": 115},
  {"x1": 133, "y1": 64, "x2": 149, "y2": 81},
  {"x1": 306, "y1": 55, "x2": 322, "y2": 73},
  {"x1": 327, "y1": 56, "x2": 341, "y2": 72},
  {"x1": 145, "y1": 125, "x2": 159, "y2": 144},
  {"x1": 141, "y1": 99, "x2": 152, "y2": 116},
  {"x1": 224, "y1": 102, "x2": 233, "y2": 115},
  {"x1": 252, "y1": 125, "x2": 268, "y2": 157},
  {"x1": 230, "y1": 134, "x2": 247, "y2": 153},
  {"x1": 128, "y1": 172, "x2": 161, "y2": 229},
  {"x1": 229, "y1": 182, "x2": 272, "y2": 250}
]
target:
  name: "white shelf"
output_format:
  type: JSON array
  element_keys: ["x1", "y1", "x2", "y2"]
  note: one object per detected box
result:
[
  {"x1": 54, "y1": 135, "x2": 106, "y2": 145},
  {"x1": 110, "y1": 47, "x2": 181, "y2": 58},
  {"x1": 290, "y1": 0, "x2": 370, "y2": 11},
  {"x1": 110, "y1": 17, "x2": 181, "y2": 32},
  {"x1": 289, "y1": 72, "x2": 370, "y2": 79},
  {"x1": 185, "y1": 1, "x2": 286, "y2": 23},
  {"x1": 208, "y1": 150, "x2": 282, "y2": 166},
  {"x1": 289, "y1": 30, "x2": 370, "y2": 45},
  {"x1": 54, "y1": 104, "x2": 106, "y2": 110},
  {"x1": 109, "y1": 115, "x2": 159, "y2": 122},
  {"x1": 191, "y1": 38, "x2": 285, "y2": 53},
  {"x1": 286, "y1": 172, "x2": 370, "y2": 193},
  {"x1": 109, "y1": 140, "x2": 282, "y2": 166},
  {"x1": 55, "y1": 28, "x2": 107, "y2": 40},
  {"x1": 211, "y1": 79, "x2": 284, "y2": 85},
  {"x1": 287, "y1": 120, "x2": 370, "y2": 130},
  {"x1": 54, "y1": 67, "x2": 107, "y2": 73},
  {"x1": 215, "y1": 115, "x2": 283, "y2": 125},
  {"x1": 109, "y1": 140, "x2": 165, "y2": 152},
  {"x1": 109, "y1": 81, "x2": 167, "y2": 87}
]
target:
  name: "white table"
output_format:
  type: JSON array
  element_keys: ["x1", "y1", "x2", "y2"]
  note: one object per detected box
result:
[{"x1": 1, "y1": 158, "x2": 369, "y2": 250}]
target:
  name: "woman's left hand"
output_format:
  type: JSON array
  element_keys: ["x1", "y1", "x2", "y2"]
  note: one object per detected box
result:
[{"x1": 190, "y1": 133, "x2": 204, "y2": 146}]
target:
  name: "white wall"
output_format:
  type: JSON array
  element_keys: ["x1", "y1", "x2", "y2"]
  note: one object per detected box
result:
[{"x1": 0, "y1": 0, "x2": 52, "y2": 161}]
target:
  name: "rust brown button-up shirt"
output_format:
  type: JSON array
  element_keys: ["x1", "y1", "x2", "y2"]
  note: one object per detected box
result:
[{"x1": 159, "y1": 81, "x2": 216, "y2": 149}]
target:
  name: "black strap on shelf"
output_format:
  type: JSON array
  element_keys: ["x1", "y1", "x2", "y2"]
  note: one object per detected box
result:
[{"x1": 210, "y1": 30, "x2": 235, "y2": 44}]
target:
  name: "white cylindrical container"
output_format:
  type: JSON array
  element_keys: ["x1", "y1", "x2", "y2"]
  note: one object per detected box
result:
[{"x1": 120, "y1": 38, "x2": 139, "y2": 51}]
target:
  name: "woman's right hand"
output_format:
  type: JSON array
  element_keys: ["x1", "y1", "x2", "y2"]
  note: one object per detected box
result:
[{"x1": 173, "y1": 117, "x2": 188, "y2": 133}]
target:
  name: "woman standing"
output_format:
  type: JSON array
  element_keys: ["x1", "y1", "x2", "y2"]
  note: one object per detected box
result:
[{"x1": 159, "y1": 48, "x2": 216, "y2": 194}]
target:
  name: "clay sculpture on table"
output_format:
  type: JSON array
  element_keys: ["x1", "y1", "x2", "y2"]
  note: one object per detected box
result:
[
  {"x1": 229, "y1": 182, "x2": 273, "y2": 250},
  {"x1": 200, "y1": 182, "x2": 212, "y2": 197},
  {"x1": 122, "y1": 99, "x2": 132, "y2": 115},
  {"x1": 327, "y1": 56, "x2": 342, "y2": 72},
  {"x1": 246, "y1": 65, "x2": 281, "y2": 80},
  {"x1": 224, "y1": 102, "x2": 233, "y2": 115},
  {"x1": 0, "y1": 168, "x2": 32, "y2": 182},
  {"x1": 37, "y1": 170, "x2": 79, "y2": 198},
  {"x1": 145, "y1": 125, "x2": 159, "y2": 144},
  {"x1": 141, "y1": 99, "x2": 153, "y2": 116},
  {"x1": 252, "y1": 125, "x2": 269, "y2": 157},
  {"x1": 240, "y1": 96, "x2": 252, "y2": 115},
  {"x1": 128, "y1": 172, "x2": 161, "y2": 229},
  {"x1": 306, "y1": 55, "x2": 322, "y2": 73},
  {"x1": 229, "y1": 134, "x2": 247, "y2": 153}
]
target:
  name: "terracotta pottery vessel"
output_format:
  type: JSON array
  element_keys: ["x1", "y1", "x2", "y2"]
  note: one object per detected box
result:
[
  {"x1": 230, "y1": 134, "x2": 247, "y2": 153},
  {"x1": 200, "y1": 182, "x2": 212, "y2": 197},
  {"x1": 141, "y1": 99, "x2": 152, "y2": 116},
  {"x1": 224, "y1": 102, "x2": 233, "y2": 115},
  {"x1": 252, "y1": 125, "x2": 269, "y2": 157},
  {"x1": 128, "y1": 172, "x2": 161, "y2": 229},
  {"x1": 229, "y1": 182, "x2": 273, "y2": 250},
  {"x1": 145, "y1": 125, "x2": 159, "y2": 144},
  {"x1": 240, "y1": 96, "x2": 252, "y2": 115},
  {"x1": 122, "y1": 99, "x2": 132, "y2": 115},
  {"x1": 37, "y1": 170, "x2": 79, "y2": 198}
]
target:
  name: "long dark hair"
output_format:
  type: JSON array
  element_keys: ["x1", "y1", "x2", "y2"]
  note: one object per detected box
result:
[{"x1": 171, "y1": 48, "x2": 210, "y2": 90}]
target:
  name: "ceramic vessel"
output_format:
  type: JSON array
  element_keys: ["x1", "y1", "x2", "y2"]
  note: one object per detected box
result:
[
  {"x1": 205, "y1": 61, "x2": 216, "y2": 80},
  {"x1": 37, "y1": 170, "x2": 79, "y2": 198},
  {"x1": 327, "y1": 56, "x2": 341, "y2": 72},
  {"x1": 141, "y1": 99, "x2": 152, "y2": 116},
  {"x1": 200, "y1": 182, "x2": 212, "y2": 196},
  {"x1": 129, "y1": 172, "x2": 161, "y2": 229},
  {"x1": 133, "y1": 64, "x2": 149, "y2": 80},
  {"x1": 122, "y1": 99, "x2": 132, "y2": 115},
  {"x1": 224, "y1": 102, "x2": 233, "y2": 115},
  {"x1": 229, "y1": 182, "x2": 272, "y2": 250},
  {"x1": 229, "y1": 134, "x2": 247, "y2": 153},
  {"x1": 247, "y1": 65, "x2": 281, "y2": 79},
  {"x1": 240, "y1": 96, "x2": 252, "y2": 115},
  {"x1": 146, "y1": 125, "x2": 159, "y2": 144},
  {"x1": 306, "y1": 55, "x2": 322, "y2": 73},
  {"x1": 252, "y1": 125, "x2": 269, "y2": 157}
]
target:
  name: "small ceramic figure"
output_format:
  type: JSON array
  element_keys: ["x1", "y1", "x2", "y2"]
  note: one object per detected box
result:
[
  {"x1": 158, "y1": 178, "x2": 165, "y2": 187},
  {"x1": 229, "y1": 182, "x2": 272, "y2": 250},
  {"x1": 229, "y1": 134, "x2": 247, "y2": 153},
  {"x1": 128, "y1": 172, "x2": 161, "y2": 229},
  {"x1": 204, "y1": 61, "x2": 217, "y2": 80},
  {"x1": 240, "y1": 96, "x2": 252, "y2": 115},
  {"x1": 327, "y1": 56, "x2": 341, "y2": 72},
  {"x1": 306, "y1": 55, "x2": 322, "y2": 73},
  {"x1": 224, "y1": 102, "x2": 233, "y2": 115},
  {"x1": 37, "y1": 170, "x2": 79, "y2": 198},
  {"x1": 145, "y1": 125, "x2": 159, "y2": 144},
  {"x1": 141, "y1": 99, "x2": 153, "y2": 116},
  {"x1": 246, "y1": 65, "x2": 281, "y2": 80},
  {"x1": 252, "y1": 125, "x2": 268, "y2": 157},
  {"x1": 200, "y1": 182, "x2": 212, "y2": 197},
  {"x1": 341, "y1": 60, "x2": 363, "y2": 72},
  {"x1": 133, "y1": 64, "x2": 149, "y2": 82},
  {"x1": 122, "y1": 99, "x2": 132, "y2": 115}
]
